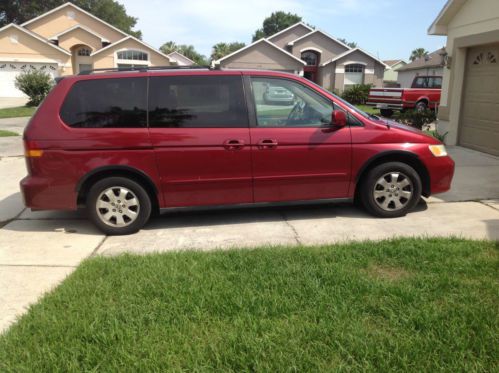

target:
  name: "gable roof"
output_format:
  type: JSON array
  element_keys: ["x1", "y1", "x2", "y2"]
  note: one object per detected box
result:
[
  {"x1": 167, "y1": 51, "x2": 196, "y2": 65},
  {"x1": 90, "y1": 35, "x2": 172, "y2": 62},
  {"x1": 428, "y1": 0, "x2": 467, "y2": 35},
  {"x1": 396, "y1": 48, "x2": 445, "y2": 71},
  {"x1": 0, "y1": 23, "x2": 71, "y2": 56},
  {"x1": 21, "y1": 2, "x2": 128, "y2": 38},
  {"x1": 287, "y1": 29, "x2": 352, "y2": 50},
  {"x1": 49, "y1": 24, "x2": 109, "y2": 42},
  {"x1": 213, "y1": 38, "x2": 306, "y2": 65},
  {"x1": 383, "y1": 59, "x2": 405, "y2": 67},
  {"x1": 321, "y1": 48, "x2": 389, "y2": 68},
  {"x1": 267, "y1": 22, "x2": 314, "y2": 42}
]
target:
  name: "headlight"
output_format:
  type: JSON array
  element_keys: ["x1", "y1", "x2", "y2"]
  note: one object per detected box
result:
[{"x1": 428, "y1": 144, "x2": 448, "y2": 157}]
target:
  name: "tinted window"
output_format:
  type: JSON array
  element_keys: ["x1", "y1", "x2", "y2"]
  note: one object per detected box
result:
[
  {"x1": 60, "y1": 78, "x2": 147, "y2": 128},
  {"x1": 413, "y1": 77, "x2": 428, "y2": 88},
  {"x1": 429, "y1": 77, "x2": 442, "y2": 88},
  {"x1": 149, "y1": 75, "x2": 248, "y2": 128}
]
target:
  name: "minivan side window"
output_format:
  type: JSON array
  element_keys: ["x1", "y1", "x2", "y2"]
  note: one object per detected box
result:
[
  {"x1": 149, "y1": 75, "x2": 248, "y2": 128},
  {"x1": 250, "y1": 77, "x2": 333, "y2": 127},
  {"x1": 60, "y1": 77, "x2": 147, "y2": 128}
]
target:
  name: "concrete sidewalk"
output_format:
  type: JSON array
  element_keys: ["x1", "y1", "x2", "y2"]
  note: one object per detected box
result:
[{"x1": 1, "y1": 145, "x2": 498, "y2": 333}]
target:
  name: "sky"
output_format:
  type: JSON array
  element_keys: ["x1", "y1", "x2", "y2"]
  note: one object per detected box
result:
[{"x1": 120, "y1": 0, "x2": 448, "y2": 61}]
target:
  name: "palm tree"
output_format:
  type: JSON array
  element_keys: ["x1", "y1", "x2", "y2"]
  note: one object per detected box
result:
[
  {"x1": 159, "y1": 41, "x2": 178, "y2": 55},
  {"x1": 409, "y1": 48, "x2": 429, "y2": 62},
  {"x1": 211, "y1": 42, "x2": 245, "y2": 61}
]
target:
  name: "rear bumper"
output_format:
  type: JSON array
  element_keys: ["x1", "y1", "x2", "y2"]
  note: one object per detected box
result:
[
  {"x1": 366, "y1": 101, "x2": 404, "y2": 110},
  {"x1": 422, "y1": 155, "x2": 455, "y2": 195},
  {"x1": 20, "y1": 176, "x2": 77, "y2": 210}
]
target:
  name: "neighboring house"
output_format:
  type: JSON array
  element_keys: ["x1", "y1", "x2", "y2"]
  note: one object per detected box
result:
[
  {"x1": 167, "y1": 51, "x2": 195, "y2": 66},
  {"x1": 0, "y1": 2, "x2": 171, "y2": 98},
  {"x1": 396, "y1": 48, "x2": 445, "y2": 88},
  {"x1": 429, "y1": 0, "x2": 499, "y2": 156},
  {"x1": 383, "y1": 59, "x2": 406, "y2": 87},
  {"x1": 213, "y1": 22, "x2": 387, "y2": 93}
]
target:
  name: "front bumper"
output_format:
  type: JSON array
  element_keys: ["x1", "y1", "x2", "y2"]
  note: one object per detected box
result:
[{"x1": 422, "y1": 155, "x2": 455, "y2": 195}]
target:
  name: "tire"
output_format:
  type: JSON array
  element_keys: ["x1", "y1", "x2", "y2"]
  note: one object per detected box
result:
[
  {"x1": 360, "y1": 162, "x2": 422, "y2": 218},
  {"x1": 87, "y1": 177, "x2": 152, "y2": 235},
  {"x1": 380, "y1": 109, "x2": 394, "y2": 118},
  {"x1": 415, "y1": 101, "x2": 427, "y2": 112}
]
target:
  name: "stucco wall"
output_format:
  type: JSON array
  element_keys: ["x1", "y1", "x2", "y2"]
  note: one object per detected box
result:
[
  {"x1": 0, "y1": 27, "x2": 70, "y2": 72},
  {"x1": 268, "y1": 24, "x2": 312, "y2": 49},
  {"x1": 291, "y1": 32, "x2": 349, "y2": 64},
  {"x1": 92, "y1": 38, "x2": 170, "y2": 69},
  {"x1": 383, "y1": 62, "x2": 405, "y2": 82},
  {"x1": 332, "y1": 50, "x2": 385, "y2": 91},
  {"x1": 25, "y1": 6, "x2": 124, "y2": 43},
  {"x1": 219, "y1": 42, "x2": 303, "y2": 71},
  {"x1": 58, "y1": 28, "x2": 103, "y2": 52}
]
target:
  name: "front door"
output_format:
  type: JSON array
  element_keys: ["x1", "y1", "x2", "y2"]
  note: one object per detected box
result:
[
  {"x1": 148, "y1": 74, "x2": 253, "y2": 207},
  {"x1": 247, "y1": 76, "x2": 351, "y2": 203}
]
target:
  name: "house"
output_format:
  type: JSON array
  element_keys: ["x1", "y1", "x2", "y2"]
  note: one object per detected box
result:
[
  {"x1": 166, "y1": 51, "x2": 195, "y2": 66},
  {"x1": 213, "y1": 22, "x2": 387, "y2": 93},
  {"x1": 0, "y1": 2, "x2": 172, "y2": 98},
  {"x1": 383, "y1": 59, "x2": 406, "y2": 87},
  {"x1": 429, "y1": 0, "x2": 499, "y2": 156},
  {"x1": 396, "y1": 48, "x2": 445, "y2": 88}
]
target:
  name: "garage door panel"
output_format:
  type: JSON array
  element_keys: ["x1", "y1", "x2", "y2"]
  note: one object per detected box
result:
[
  {"x1": 459, "y1": 45, "x2": 499, "y2": 156},
  {"x1": 0, "y1": 63, "x2": 59, "y2": 98}
]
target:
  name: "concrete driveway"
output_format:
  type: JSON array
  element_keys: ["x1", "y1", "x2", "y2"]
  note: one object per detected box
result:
[{"x1": 1, "y1": 117, "x2": 499, "y2": 333}]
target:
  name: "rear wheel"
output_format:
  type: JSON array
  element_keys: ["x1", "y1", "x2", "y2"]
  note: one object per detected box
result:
[
  {"x1": 360, "y1": 162, "x2": 422, "y2": 218},
  {"x1": 87, "y1": 177, "x2": 151, "y2": 235},
  {"x1": 380, "y1": 109, "x2": 394, "y2": 117},
  {"x1": 415, "y1": 101, "x2": 427, "y2": 112}
]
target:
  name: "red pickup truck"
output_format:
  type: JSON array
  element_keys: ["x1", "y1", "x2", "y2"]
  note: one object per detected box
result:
[{"x1": 366, "y1": 76, "x2": 442, "y2": 117}]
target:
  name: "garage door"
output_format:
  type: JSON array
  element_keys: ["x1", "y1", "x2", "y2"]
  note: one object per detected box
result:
[
  {"x1": 0, "y1": 63, "x2": 59, "y2": 98},
  {"x1": 459, "y1": 44, "x2": 499, "y2": 156}
]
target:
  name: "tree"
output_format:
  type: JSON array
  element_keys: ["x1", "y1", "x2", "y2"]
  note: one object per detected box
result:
[
  {"x1": 0, "y1": 0, "x2": 142, "y2": 38},
  {"x1": 409, "y1": 48, "x2": 429, "y2": 62},
  {"x1": 252, "y1": 11, "x2": 302, "y2": 41},
  {"x1": 160, "y1": 41, "x2": 207, "y2": 65},
  {"x1": 338, "y1": 38, "x2": 358, "y2": 48},
  {"x1": 210, "y1": 42, "x2": 246, "y2": 61}
]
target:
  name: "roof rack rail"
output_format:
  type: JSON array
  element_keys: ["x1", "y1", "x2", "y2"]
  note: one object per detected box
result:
[{"x1": 78, "y1": 65, "x2": 214, "y2": 75}]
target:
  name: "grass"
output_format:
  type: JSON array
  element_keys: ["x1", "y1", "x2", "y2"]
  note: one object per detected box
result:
[
  {"x1": 356, "y1": 104, "x2": 381, "y2": 115},
  {"x1": 0, "y1": 238, "x2": 497, "y2": 372},
  {"x1": 0, "y1": 106, "x2": 36, "y2": 119},
  {"x1": 0, "y1": 130, "x2": 19, "y2": 137}
]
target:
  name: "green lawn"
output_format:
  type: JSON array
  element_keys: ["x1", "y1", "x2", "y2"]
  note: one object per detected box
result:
[
  {"x1": 356, "y1": 104, "x2": 381, "y2": 115},
  {"x1": 0, "y1": 106, "x2": 36, "y2": 119},
  {"x1": 0, "y1": 130, "x2": 19, "y2": 137},
  {"x1": 0, "y1": 238, "x2": 497, "y2": 372}
]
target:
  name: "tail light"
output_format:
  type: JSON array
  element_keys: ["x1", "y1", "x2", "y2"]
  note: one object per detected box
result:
[{"x1": 23, "y1": 140, "x2": 44, "y2": 176}]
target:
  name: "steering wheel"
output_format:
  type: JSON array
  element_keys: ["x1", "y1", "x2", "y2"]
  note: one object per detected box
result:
[{"x1": 287, "y1": 100, "x2": 306, "y2": 124}]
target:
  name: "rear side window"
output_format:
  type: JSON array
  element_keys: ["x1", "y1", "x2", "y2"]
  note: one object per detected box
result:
[
  {"x1": 60, "y1": 77, "x2": 147, "y2": 128},
  {"x1": 148, "y1": 75, "x2": 248, "y2": 128}
]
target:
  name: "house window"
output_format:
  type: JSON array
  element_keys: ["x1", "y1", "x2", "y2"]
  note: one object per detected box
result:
[
  {"x1": 345, "y1": 64, "x2": 364, "y2": 73},
  {"x1": 117, "y1": 50, "x2": 148, "y2": 61},
  {"x1": 78, "y1": 48, "x2": 91, "y2": 56},
  {"x1": 301, "y1": 51, "x2": 319, "y2": 66}
]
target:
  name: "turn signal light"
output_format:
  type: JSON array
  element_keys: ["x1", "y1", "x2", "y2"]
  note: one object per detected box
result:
[
  {"x1": 25, "y1": 149, "x2": 44, "y2": 157},
  {"x1": 428, "y1": 144, "x2": 447, "y2": 157}
]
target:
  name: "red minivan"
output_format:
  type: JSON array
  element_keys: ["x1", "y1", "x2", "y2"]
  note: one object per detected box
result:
[{"x1": 21, "y1": 67, "x2": 454, "y2": 235}]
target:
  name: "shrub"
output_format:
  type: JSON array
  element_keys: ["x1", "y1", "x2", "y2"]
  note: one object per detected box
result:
[
  {"x1": 394, "y1": 109, "x2": 436, "y2": 130},
  {"x1": 341, "y1": 84, "x2": 372, "y2": 105},
  {"x1": 14, "y1": 69, "x2": 54, "y2": 106}
]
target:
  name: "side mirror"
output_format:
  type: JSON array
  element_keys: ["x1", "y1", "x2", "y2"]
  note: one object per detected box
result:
[{"x1": 332, "y1": 110, "x2": 347, "y2": 128}]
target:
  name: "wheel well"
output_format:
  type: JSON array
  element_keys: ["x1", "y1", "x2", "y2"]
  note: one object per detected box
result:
[
  {"x1": 77, "y1": 168, "x2": 159, "y2": 213},
  {"x1": 354, "y1": 152, "x2": 431, "y2": 200},
  {"x1": 416, "y1": 98, "x2": 429, "y2": 106}
]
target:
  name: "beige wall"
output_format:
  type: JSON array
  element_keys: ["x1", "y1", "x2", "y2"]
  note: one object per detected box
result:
[
  {"x1": 291, "y1": 32, "x2": 349, "y2": 63},
  {"x1": 58, "y1": 28, "x2": 102, "y2": 52},
  {"x1": 25, "y1": 6, "x2": 124, "y2": 43},
  {"x1": 92, "y1": 38, "x2": 170, "y2": 69},
  {"x1": 383, "y1": 61, "x2": 406, "y2": 82},
  {"x1": 332, "y1": 50, "x2": 384, "y2": 91},
  {"x1": 435, "y1": 0, "x2": 499, "y2": 145},
  {"x1": 220, "y1": 42, "x2": 304, "y2": 71},
  {"x1": 0, "y1": 27, "x2": 70, "y2": 72},
  {"x1": 268, "y1": 24, "x2": 312, "y2": 49}
]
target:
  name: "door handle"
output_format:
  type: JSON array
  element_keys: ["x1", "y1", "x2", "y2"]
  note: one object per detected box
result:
[
  {"x1": 223, "y1": 139, "x2": 245, "y2": 150},
  {"x1": 258, "y1": 139, "x2": 278, "y2": 149}
]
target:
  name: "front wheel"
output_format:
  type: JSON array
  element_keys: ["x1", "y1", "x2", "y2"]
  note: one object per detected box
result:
[
  {"x1": 87, "y1": 177, "x2": 152, "y2": 235},
  {"x1": 380, "y1": 109, "x2": 394, "y2": 117},
  {"x1": 360, "y1": 162, "x2": 422, "y2": 218}
]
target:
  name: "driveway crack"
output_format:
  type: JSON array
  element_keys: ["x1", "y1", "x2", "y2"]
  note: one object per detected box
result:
[
  {"x1": 90, "y1": 236, "x2": 108, "y2": 257},
  {"x1": 281, "y1": 211, "x2": 302, "y2": 245}
]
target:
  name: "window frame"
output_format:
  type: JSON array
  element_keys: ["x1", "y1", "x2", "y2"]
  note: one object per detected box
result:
[{"x1": 147, "y1": 74, "x2": 250, "y2": 129}]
